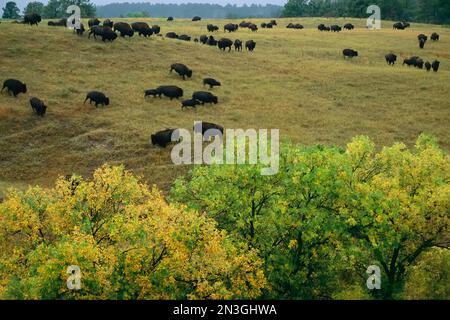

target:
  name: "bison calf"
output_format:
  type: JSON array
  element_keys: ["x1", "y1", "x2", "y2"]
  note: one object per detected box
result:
[
  {"x1": 30, "y1": 97, "x2": 47, "y2": 116},
  {"x1": 203, "y1": 78, "x2": 221, "y2": 89}
]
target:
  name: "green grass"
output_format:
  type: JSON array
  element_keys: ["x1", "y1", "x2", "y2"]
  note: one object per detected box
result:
[{"x1": 0, "y1": 17, "x2": 449, "y2": 197}]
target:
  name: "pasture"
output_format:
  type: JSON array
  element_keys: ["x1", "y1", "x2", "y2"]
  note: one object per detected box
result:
[{"x1": 0, "y1": 17, "x2": 449, "y2": 197}]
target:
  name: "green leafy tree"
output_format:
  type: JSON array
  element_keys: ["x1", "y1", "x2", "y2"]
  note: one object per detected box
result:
[
  {"x1": 2, "y1": 1, "x2": 21, "y2": 19},
  {"x1": 23, "y1": 2, "x2": 44, "y2": 16},
  {"x1": 43, "y1": 0, "x2": 95, "y2": 19}
]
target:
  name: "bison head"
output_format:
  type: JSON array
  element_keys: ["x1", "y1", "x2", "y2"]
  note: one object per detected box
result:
[
  {"x1": 105, "y1": 98, "x2": 110, "y2": 106},
  {"x1": 186, "y1": 70, "x2": 193, "y2": 78},
  {"x1": 22, "y1": 84, "x2": 27, "y2": 94}
]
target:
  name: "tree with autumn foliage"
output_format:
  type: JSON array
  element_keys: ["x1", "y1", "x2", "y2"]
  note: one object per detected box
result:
[
  {"x1": 171, "y1": 134, "x2": 449, "y2": 299},
  {"x1": 0, "y1": 165, "x2": 266, "y2": 299}
]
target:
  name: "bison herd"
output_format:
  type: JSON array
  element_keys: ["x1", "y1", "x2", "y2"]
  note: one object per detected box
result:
[{"x1": 1, "y1": 16, "x2": 445, "y2": 148}]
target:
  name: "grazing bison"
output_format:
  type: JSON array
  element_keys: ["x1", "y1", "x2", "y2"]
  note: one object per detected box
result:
[
  {"x1": 207, "y1": 36, "x2": 218, "y2": 46},
  {"x1": 330, "y1": 25, "x2": 342, "y2": 32},
  {"x1": 152, "y1": 25, "x2": 161, "y2": 34},
  {"x1": 24, "y1": 13, "x2": 41, "y2": 26},
  {"x1": 270, "y1": 20, "x2": 277, "y2": 26},
  {"x1": 419, "y1": 38, "x2": 426, "y2": 49},
  {"x1": 88, "y1": 25, "x2": 104, "y2": 39},
  {"x1": 103, "y1": 19, "x2": 113, "y2": 28},
  {"x1": 287, "y1": 23, "x2": 304, "y2": 29},
  {"x1": 170, "y1": 63, "x2": 193, "y2": 80},
  {"x1": 131, "y1": 22, "x2": 153, "y2": 37},
  {"x1": 224, "y1": 23, "x2": 238, "y2": 32},
  {"x1": 113, "y1": 22, "x2": 134, "y2": 37},
  {"x1": 156, "y1": 86, "x2": 184, "y2": 100},
  {"x1": 30, "y1": 97, "x2": 47, "y2": 117},
  {"x1": 393, "y1": 22, "x2": 405, "y2": 30},
  {"x1": 84, "y1": 91, "x2": 110, "y2": 107},
  {"x1": 261, "y1": 22, "x2": 267, "y2": 28},
  {"x1": 167, "y1": 16, "x2": 174, "y2": 21},
  {"x1": 218, "y1": 38, "x2": 233, "y2": 52},
  {"x1": 432, "y1": 60, "x2": 440, "y2": 72},
  {"x1": 344, "y1": 23, "x2": 354, "y2": 30},
  {"x1": 431, "y1": 33, "x2": 439, "y2": 41},
  {"x1": 240, "y1": 21, "x2": 251, "y2": 28},
  {"x1": 249, "y1": 23, "x2": 258, "y2": 32},
  {"x1": 181, "y1": 99, "x2": 201, "y2": 109},
  {"x1": 207, "y1": 24, "x2": 219, "y2": 32},
  {"x1": 385, "y1": 53, "x2": 397, "y2": 66},
  {"x1": 88, "y1": 18, "x2": 101, "y2": 28},
  {"x1": 416, "y1": 58, "x2": 424, "y2": 69},
  {"x1": 101, "y1": 27, "x2": 118, "y2": 42},
  {"x1": 318, "y1": 24, "x2": 329, "y2": 31},
  {"x1": 144, "y1": 89, "x2": 160, "y2": 98},
  {"x1": 425, "y1": 61, "x2": 432, "y2": 71},
  {"x1": 1, "y1": 79, "x2": 27, "y2": 97},
  {"x1": 151, "y1": 129, "x2": 178, "y2": 148},
  {"x1": 403, "y1": 56, "x2": 420, "y2": 67},
  {"x1": 192, "y1": 16, "x2": 202, "y2": 21},
  {"x1": 166, "y1": 32, "x2": 178, "y2": 39},
  {"x1": 203, "y1": 78, "x2": 221, "y2": 89},
  {"x1": 199, "y1": 35, "x2": 208, "y2": 44},
  {"x1": 245, "y1": 40, "x2": 256, "y2": 52},
  {"x1": 194, "y1": 122, "x2": 224, "y2": 139},
  {"x1": 178, "y1": 34, "x2": 191, "y2": 41},
  {"x1": 234, "y1": 39, "x2": 243, "y2": 51},
  {"x1": 343, "y1": 49, "x2": 358, "y2": 58},
  {"x1": 193, "y1": 91, "x2": 218, "y2": 105}
]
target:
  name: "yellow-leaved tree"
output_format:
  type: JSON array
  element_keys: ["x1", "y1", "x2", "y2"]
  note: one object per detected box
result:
[{"x1": 0, "y1": 165, "x2": 266, "y2": 299}]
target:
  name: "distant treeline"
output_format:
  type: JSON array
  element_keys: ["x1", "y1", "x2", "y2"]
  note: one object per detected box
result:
[
  {"x1": 282, "y1": 0, "x2": 450, "y2": 25},
  {"x1": 96, "y1": 3, "x2": 283, "y2": 19}
]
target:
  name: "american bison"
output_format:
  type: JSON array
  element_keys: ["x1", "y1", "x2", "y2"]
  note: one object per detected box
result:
[
  {"x1": 151, "y1": 129, "x2": 178, "y2": 148},
  {"x1": 193, "y1": 91, "x2": 218, "y2": 105},
  {"x1": 1, "y1": 79, "x2": 27, "y2": 97},
  {"x1": 84, "y1": 91, "x2": 110, "y2": 107},
  {"x1": 224, "y1": 23, "x2": 239, "y2": 32},
  {"x1": 181, "y1": 99, "x2": 201, "y2": 109},
  {"x1": 113, "y1": 22, "x2": 134, "y2": 37},
  {"x1": 75, "y1": 23, "x2": 85, "y2": 36},
  {"x1": 432, "y1": 60, "x2": 440, "y2": 72},
  {"x1": 344, "y1": 23, "x2": 354, "y2": 30},
  {"x1": 131, "y1": 22, "x2": 153, "y2": 37},
  {"x1": 152, "y1": 25, "x2": 161, "y2": 34},
  {"x1": 144, "y1": 89, "x2": 160, "y2": 98},
  {"x1": 199, "y1": 35, "x2": 208, "y2": 44},
  {"x1": 170, "y1": 63, "x2": 193, "y2": 80},
  {"x1": 207, "y1": 36, "x2": 218, "y2": 46},
  {"x1": 203, "y1": 78, "x2": 221, "y2": 89},
  {"x1": 343, "y1": 49, "x2": 358, "y2": 58},
  {"x1": 245, "y1": 40, "x2": 256, "y2": 52},
  {"x1": 330, "y1": 25, "x2": 342, "y2": 32},
  {"x1": 178, "y1": 34, "x2": 191, "y2": 41},
  {"x1": 156, "y1": 86, "x2": 184, "y2": 100},
  {"x1": 234, "y1": 39, "x2": 243, "y2": 51},
  {"x1": 166, "y1": 32, "x2": 178, "y2": 39},
  {"x1": 425, "y1": 61, "x2": 432, "y2": 71},
  {"x1": 385, "y1": 53, "x2": 397, "y2": 66},
  {"x1": 24, "y1": 13, "x2": 41, "y2": 26},
  {"x1": 249, "y1": 23, "x2": 258, "y2": 32},
  {"x1": 431, "y1": 33, "x2": 440, "y2": 41},
  {"x1": 30, "y1": 97, "x2": 47, "y2": 117},
  {"x1": 218, "y1": 38, "x2": 233, "y2": 52},
  {"x1": 192, "y1": 16, "x2": 202, "y2": 21},
  {"x1": 207, "y1": 24, "x2": 219, "y2": 32},
  {"x1": 167, "y1": 16, "x2": 174, "y2": 21}
]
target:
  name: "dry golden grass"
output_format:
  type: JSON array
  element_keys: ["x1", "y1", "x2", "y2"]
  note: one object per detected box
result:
[{"x1": 0, "y1": 17, "x2": 449, "y2": 196}]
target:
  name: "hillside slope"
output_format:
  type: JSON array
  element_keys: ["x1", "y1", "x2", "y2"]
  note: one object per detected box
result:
[{"x1": 0, "y1": 17, "x2": 449, "y2": 196}]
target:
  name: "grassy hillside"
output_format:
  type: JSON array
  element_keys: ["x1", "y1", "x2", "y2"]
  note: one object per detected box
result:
[{"x1": 0, "y1": 17, "x2": 449, "y2": 197}]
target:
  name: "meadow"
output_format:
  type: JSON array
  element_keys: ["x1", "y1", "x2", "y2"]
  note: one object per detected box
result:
[{"x1": 0, "y1": 17, "x2": 449, "y2": 197}]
